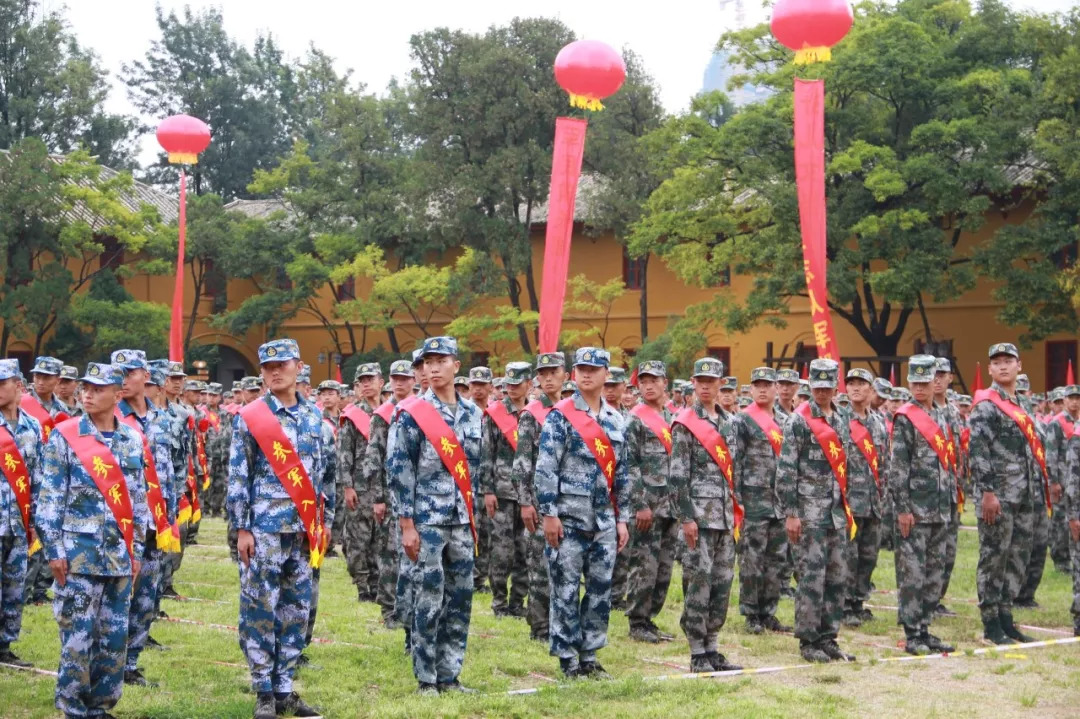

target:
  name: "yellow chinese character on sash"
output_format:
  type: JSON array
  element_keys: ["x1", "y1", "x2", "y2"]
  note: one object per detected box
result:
[
  {"x1": 715, "y1": 445, "x2": 727, "y2": 462},
  {"x1": 770, "y1": 430, "x2": 783, "y2": 445},
  {"x1": 594, "y1": 439, "x2": 608, "y2": 457},
  {"x1": 862, "y1": 439, "x2": 873, "y2": 453},
  {"x1": 513, "y1": 430, "x2": 519, "y2": 444},
  {"x1": 813, "y1": 321, "x2": 831, "y2": 351},
  {"x1": 605, "y1": 460, "x2": 614, "y2": 479},
  {"x1": 827, "y1": 441, "x2": 841, "y2": 460},
  {"x1": 120, "y1": 518, "x2": 131, "y2": 530},
  {"x1": 154, "y1": 504, "x2": 163, "y2": 519},
  {"x1": 440, "y1": 437, "x2": 459, "y2": 456},
  {"x1": 934, "y1": 434, "x2": 945, "y2": 451},
  {"x1": 272, "y1": 441, "x2": 292, "y2": 463},
  {"x1": 4, "y1": 453, "x2": 20, "y2": 471},
  {"x1": 1036, "y1": 446, "x2": 1044, "y2": 461},
  {"x1": 663, "y1": 428, "x2": 672, "y2": 444},
  {"x1": 871, "y1": 457, "x2": 879, "y2": 472},
  {"x1": 1013, "y1": 411, "x2": 1026, "y2": 425},
  {"x1": 93, "y1": 456, "x2": 113, "y2": 480},
  {"x1": 287, "y1": 467, "x2": 304, "y2": 487},
  {"x1": 302, "y1": 499, "x2": 314, "y2": 511},
  {"x1": 455, "y1": 460, "x2": 467, "y2": 479},
  {"x1": 108, "y1": 483, "x2": 123, "y2": 506},
  {"x1": 837, "y1": 463, "x2": 846, "y2": 479}
]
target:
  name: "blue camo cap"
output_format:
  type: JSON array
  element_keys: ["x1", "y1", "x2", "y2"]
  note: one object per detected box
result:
[
  {"x1": 83, "y1": 362, "x2": 122, "y2": 386},
  {"x1": 420, "y1": 336, "x2": 458, "y2": 357},
  {"x1": 258, "y1": 338, "x2": 300, "y2": 364},
  {"x1": 32, "y1": 356, "x2": 63, "y2": 376},
  {"x1": 111, "y1": 349, "x2": 148, "y2": 371},
  {"x1": 573, "y1": 347, "x2": 609, "y2": 368},
  {"x1": 0, "y1": 359, "x2": 19, "y2": 381},
  {"x1": 298, "y1": 365, "x2": 312, "y2": 384},
  {"x1": 146, "y1": 367, "x2": 165, "y2": 386}
]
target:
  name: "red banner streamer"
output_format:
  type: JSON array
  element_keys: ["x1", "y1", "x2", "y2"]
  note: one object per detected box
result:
[{"x1": 169, "y1": 169, "x2": 186, "y2": 363}]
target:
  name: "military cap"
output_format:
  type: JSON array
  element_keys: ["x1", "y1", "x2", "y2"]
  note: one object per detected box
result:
[
  {"x1": 988, "y1": 342, "x2": 1019, "y2": 359},
  {"x1": 504, "y1": 362, "x2": 532, "y2": 385},
  {"x1": 111, "y1": 349, "x2": 148, "y2": 371},
  {"x1": 389, "y1": 360, "x2": 413, "y2": 377},
  {"x1": 797, "y1": 382, "x2": 811, "y2": 398},
  {"x1": 776, "y1": 368, "x2": 800, "y2": 384},
  {"x1": 561, "y1": 380, "x2": 578, "y2": 393},
  {"x1": 453, "y1": 376, "x2": 469, "y2": 387},
  {"x1": 468, "y1": 366, "x2": 493, "y2": 384},
  {"x1": 737, "y1": 397, "x2": 752, "y2": 408},
  {"x1": 873, "y1": 377, "x2": 893, "y2": 398},
  {"x1": 353, "y1": 362, "x2": 381, "y2": 381},
  {"x1": 721, "y1": 376, "x2": 739, "y2": 391},
  {"x1": 317, "y1": 380, "x2": 341, "y2": 393},
  {"x1": 207, "y1": 382, "x2": 223, "y2": 395},
  {"x1": 692, "y1": 358, "x2": 724, "y2": 378},
  {"x1": 836, "y1": 393, "x2": 851, "y2": 405},
  {"x1": 231, "y1": 380, "x2": 243, "y2": 393},
  {"x1": 82, "y1": 362, "x2": 121, "y2": 386},
  {"x1": 574, "y1": 347, "x2": 610, "y2": 368},
  {"x1": 60, "y1": 365, "x2": 79, "y2": 380},
  {"x1": 1047, "y1": 388, "x2": 1063, "y2": 402},
  {"x1": 637, "y1": 360, "x2": 666, "y2": 378},
  {"x1": 956, "y1": 394, "x2": 972, "y2": 406},
  {"x1": 808, "y1": 358, "x2": 839, "y2": 390},
  {"x1": 421, "y1": 336, "x2": 458, "y2": 357},
  {"x1": 298, "y1": 366, "x2": 312, "y2": 384},
  {"x1": 0, "y1": 359, "x2": 19, "y2": 381},
  {"x1": 536, "y1": 352, "x2": 566, "y2": 370},
  {"x1": 147, "y1": 368, "x2": 165, "y2": 387},
  {"x1": 31, "y1": 356, "x2": 63, "y2": 376},
  {"x1": 846, "y1": 368, "x2": 874, "y2": 384},
  {"x1": 1066, "y1": 385, "x2": 1080, "y2": 398},
  {"x1": 751, "y1": 367, "x2": 776, "y2": 383},
  {"x1": 605, "y1": 367, "x2": 628, "y2": 385},
  {"x1": 493, "y1": 377, "x2": 506, "y2": 389},
  {"x1": 183, "y1": 380, "x2": 206, "y2": 392},
  {"x1": 258, "y1": 338, "x2": 300, "y2": 364},
  {"x1": 1017, "y1": 374, "x2": 1030, "y2": 393},
  {"x1": 165, "y1": 361, "x2": 186, "y2": 377},
  {"x1": 411, "y1": 349, "x2": 424, "y2": 367},
  {"x1": 149, "y1": 359, "x2": 169, "y2": 371},
  {"x1": 935, "y1": 357, "x2": 952, "y2": 373},
  {"x1": 946, "y1": 389, "x2": 958, "y2": 402},
  {"x1": 907, "y1": 354, "x2": 937, "y2": 384},
  {"x1": 240, "y1": 376, "x2": 262, "y2": 391},
  {"x1": 893, "y1": 387, "x2": 913, "y2": 402}
]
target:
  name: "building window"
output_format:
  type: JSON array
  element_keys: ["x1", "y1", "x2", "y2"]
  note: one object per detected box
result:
[
  {"x1": 335, "y1": 276, "x2": 356, "y2": 302},
  {"x1": 11, "y1": 350, "x2": 32, "y2": 377},
  {"x1": 794, "y1": 343, "x2": 819, "y2": 377},
  {"x1": 1046, "y1": 340, "x2": 1077, "y2": 389},
  {"x1": 622, "y1": 247, "x2": 646, "y2": 290},
  {"x1": 706, "y1": 346, "x2": 732, "y2": 375}
]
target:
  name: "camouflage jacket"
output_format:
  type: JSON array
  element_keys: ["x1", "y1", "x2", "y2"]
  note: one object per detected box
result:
[
  {"x1": 732, "y1": 406, "x2": 783, "y2": 522},
  {"x1": 360, "y1": 400, "x2": 398, "y2": 508},
  {"x1": 387, "y1": 389, "x2": 484, "y2": 527},
  {"x1": 671, "y1": 401, "x2": 738, "y2": 530},
  {"x1": 775, "y1": 402, "x2": 852, "y2": 531},
  {"x1": 205, "y1": 408, "x2": 228, "y2": 478},
  {"x1": 887, "y1": 402, "x2": 952, "y2": 523},
  {"x1": 0, "y1": 408, "x2": 42, "y2": 540},
  {"x1": 117, "y1": 398, "x2": 177, "y2": 524},
  {"x1": 968, "y1": 383, "x2": 1047, "y2": 507},
  {"x1": 38, "y1": 415, "x2": 150, "y2": 575},
  {"x1": 227, "y1": 392, "x2": 336, "y2": 534},
  {"x1": 935, "y1": 399, "x2": 965, "y2": 499},
  {"x1": 535, "y1": 393, "x2": 630, "y2": 532},
  {"x1": 1043, "y1": 412, "x2": 1077, "y2": 488},
  {"x1": 319, "y1": 415, "x2": 339, "y2": 523},
  {"x1": 481, "y1": 397, "x2": 526, "y2": 500},
  {"x1": 846, "y1": 408, "x2": 888, "y2": 519},
  {"x1": 625, "y1": 405, "x2": 675, "y2": 517},
  {"x1": 340, "y1": 400, "x2": 382, "y2": 499},
  {"x1": 26, "y1": 388, "x2": 67, "y2": 417},
  {"x1": 510, "y1": 394, "x2": 555, "y2": 510},
  {"x1": 160, "y1": 399, "x2": 193, "y2": 496},
  {"x1": 1064, "y1": 431, "x2": 1080, "y2": 521}
]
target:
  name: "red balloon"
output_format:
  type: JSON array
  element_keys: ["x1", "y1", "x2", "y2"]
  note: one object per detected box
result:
[
  {"x1": 771, "y1": 0, "x2": 853, "y2": 64},
  {"x1": 554, "y1": 40, "x2": 626, "y2": 111},
  {"x1": 156, "y1": 114, "x2": 211, "y2": 164}
]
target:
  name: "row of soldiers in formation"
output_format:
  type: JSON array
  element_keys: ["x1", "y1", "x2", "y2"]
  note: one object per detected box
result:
[{"x1": 0, "y1": 338, "x2": 1078, "y2": 719}]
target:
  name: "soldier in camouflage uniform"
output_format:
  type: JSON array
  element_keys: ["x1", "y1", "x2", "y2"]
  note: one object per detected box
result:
[
  {"x1": 1047, "y1": 386, "x2": 1079, "y2": 577},
  {"x1": 156, "y1": 360, "x2": 194, "y2": 599},
  {"x1": 180, "y1": 379, "x2": 209, "y2": 545},
  {"x1": 1016, "y1": 382, "x2": 1060, "y2": 608},
  {"x1": 388, "y1": 337, "x2": 484, "y2": 695},
  {"x1": 733, "y1": 367, "x2": 792, "y2": 635},
  {"x1": 316, "y1": 381, "x2": 346, "y2": 558},
  {"x1": 300, "y1": 408, "x2": 338, "y2": 668},
  {"x1": 481, "y1": 362, "x2": 531, "y2": 617},
  {"x1": 228, "y1": 340, "x2": 331, "y2": 719},
  {"x1": 718, "y1": 376, "x2": 738, "y2": 415},
  {"x1": 468, "y1": 366, "x2": 494, "y2": 592},
  {"x1": 510, "y1": 352, "x2": 567, "y2": 642},
  {"x1": 776, "y1": 359, "x2": 856, "y2": 664},
  {"x1": 774, "y1": 369, "x2": 800, "y2": 598},
  {"x1": 202, "y1": 382, "x2": 228, "y2": 518},
  {"x1": 55, "y1": 365, "x2": 83, "y2": 416},
  {"x1": 600, "y1": 367, "x2": 631, "y2": 611},
  {"x1": 672, "y1": 358, "x2": 742, "y2": 673},
  {"x1": 341, "y1": 363, "x2": 384, "y2": 602},
  {"x1": 841, "y1": 368, "x2": 888, "y2": 627},
  {"x1": 535, "y1": 347, "x2": 630, "y2": 679},
  {"x1": 38, "y1": 363, "x2": 150, "y2": 719},
  {"x1": 931, "y1": 358, "x2": 964, "y2": 617},
  {"x1": 969, "y1": 343, "x2": 1051, "y2": 645},
  {"x1": 0, "y1": 358, "x2": 42, "y2": 669},
  {"x1": 887, "y1": 356, "x2": 956, "y2": 655},
  {"x1": 623, "y1": 360, "x2": 678, "y2": 644},
  {"x1": 1062, "y1": 401, "x2": 1080, "y2": 635}
]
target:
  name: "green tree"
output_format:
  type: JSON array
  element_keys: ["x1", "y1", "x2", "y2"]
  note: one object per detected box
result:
[{"x1": 559, "y1": 274, "x2": 627, "y2": 350}]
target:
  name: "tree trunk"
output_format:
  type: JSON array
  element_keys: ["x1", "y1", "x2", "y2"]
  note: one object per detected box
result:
[
  {"x1": 185, "y1": 262, "x2": 204, "y2": 354},
  {"x1": 343, "y1": 320, "x2": 358, "y2": 355},
  {"x1": 639, "y1": 253, "x2": 650, "y2": 343},
  {"x1": 502, "y1": 255, "x2": 532, "y2": 354},
  {"x1": 0, "y1": 324, "x2": 8, "y2": 356},
  {"x1": 387, "y1": 327, "x2": 400, "y2": 355}
]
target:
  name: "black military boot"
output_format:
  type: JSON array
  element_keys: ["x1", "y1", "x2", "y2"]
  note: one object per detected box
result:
[
  {"x1": 903, "y1": 626, "x2": 930, "y2": 655},
  {"x1": 999, "y1": 612, "x2": 1034, "y2": 643},
  {"x1": 559, "y1": 656, "x2": 582, "y2": 679},
  {"x1": 820, "y1": 638, "x2": 855, "y2": 662},
  {"x1": 745, "y1": 616, "x2": 765, "y2": 634},
  {"x1": 982, "y1": 616, "x2": 1014, "y2": 645},
  {"x1": 1073, "y1": 618, "x2": 1080, "y2": 637},
  {"x1": 254, "y1": 692, "x2": 277, "y2": 719},
  {"x1": 0, "y1": 647, "x2": 31, "y2": 667},
  {"x1": 276, "y1": 691, "x2": 321, "y2": 717},
  {"x1": 762, "y1": 614, "x2": 792, "y2": 633},
  {"x1": 123, "y1": 668, "x2": 158, "y2": 687},
  {"x1": 922, "y1": 630, "x2": 955, "y2": 654},
  {"x1": 690, "y1": 653, "x2": 715, "y2": 673},
  {"x1": 707, "y1": 652, "x2": 742, "y2": 671},
  {"x1": 799, "y1": 640, "x2": 831, "y2": 663}
]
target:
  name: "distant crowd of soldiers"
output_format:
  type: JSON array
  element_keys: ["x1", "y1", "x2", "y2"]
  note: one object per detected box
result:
[{"x1": 0, "y1": 338, "x2": 1078, "y2": 718}]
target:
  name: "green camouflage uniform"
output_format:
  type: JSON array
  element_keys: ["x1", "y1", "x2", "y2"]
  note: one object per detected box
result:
[
  {"x1": 934, "y1": 391, "x2": 965, "y2": 605},
  {"x1": 360, "y1": 400, "x2": 399, "y2": 624},
  {"x1": 341, "y1": 399, "x2": 386, "y2": 599},
  {"x1": 843, "y1": 402, "x2": 888, "y2": 618},
  {"x1": 1061, "y1": 419, "x2": 1080, "y2": 631}
]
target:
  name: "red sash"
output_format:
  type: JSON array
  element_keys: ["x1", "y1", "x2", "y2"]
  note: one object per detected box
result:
[
  {"x1": 847, "y1": 417, "x2": 881, "y2": 487},
  {"x1": 894, "y1": 403, "x2": 964, "y2": 511},
  {"x1": 1055, "y1": 413, "x2": 1075, "y2": 438},
  {"x1": 743, "y1": 404, "x2": 783, "y2": 456},
  {"x1": 195, "y1": 419, "x2": 210, "y2": 490},
  {"x1": 0, "y1": 424, "x2": 40, "y2": 554},
  {"x1": 795, "y1": 403, "x2": 855, "y2": 539},
  {"x1": 206, "y1": 410, "x2": 221, "y2": 432},
  {"x1": 486, "y1": 400, "x2": 520, "y2": 452},
  {"x1": 665, "y1": 400, "x2": 677, "y2": 414},
  {"x1": 341, "y1": 404, "x2": 372, "y2": 440},
  {"x1": 973, "y1": 389, "x2": 1052, "y2": 516},
  {"x1": 177, "y1": 457, "x2": 202, "y2": 526},
  {"x1": 673, "y1": 407, "x2": 743, "y2": 536},
  {"x1": 523, "y1": 399, "x2": 553, "y2": 425},
  {"x1": 960, "y1": 426, "x2": 970, "y2": 456},
  {"x1": 399, "y1": 396, "x2": 478, "y2": 542},
  {"x1": 374, "y1": 401, "x2": 395, "y2": 424},
  {"x1": 115, "y1": 408, "x2": 178, "y2": 552},
  {"x1": 240, "y1": 399, "x2": 327, "y2": 567},
  {"x1": 20, "y1": 394, "x2": 67, "y2": 441},
  {"x1": 630, "y1": 403, "x2": 672, "y2": 454},
  {"x1": 54, "y1": 418, "x2": 136, "y2": 563},
  {"x1": 555, "y1": 398, "x2": 619, "y2": 518}
]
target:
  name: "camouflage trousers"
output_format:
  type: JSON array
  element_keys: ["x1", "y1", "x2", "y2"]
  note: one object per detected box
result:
[
  {"x1": 488, "y1": 498, "x2": 528, "y2": 613},
  {"x1": 546, "y1": 525, "x2": 616, "y2": 661},
  {"x1": 976, "y1": 497, "x2": 1035, "y2": 623},
  {"x1": 879, "y1": 492, "x2": 897, "y2": 552},
  {"x1": 395, "y1": 523, "x2": 417, "y2": 631},
  {"x1": 1071, "y1": 533, "x2": 1080, "y2": 621},
  {"x1": 793, "y1": 528, "x2": 848, "y2": 644},
  {"x1": 0, "y1": 534, "x2": 27, "y2": 648},
  {"x1": 125, "y1": 544, "x2": 163, "y2": 672},
  {"x1": 1050, "y1": 497, "x2": 1070, "y2": 569},
  {"x1": 626, "y1": 516, "x2": 678, "y2": 626},
  {"x1": 939, "y1": 502, "x2": 959, "y2": 603},
  {"x1": 473, "y1": 511, "x2": 492, "y2": 590},
  {"x1": 1017, "y1": 503, "x2": 1050, "y2": 604},
  {"x1": 53, "y1": 573, "x2": 132, "y2": 718},
  {"x1": 23, "y1": 543, "x2": 52, "y2": 602},
  {"x1": 410, "y1": 524, "x2": 474, "y2": 685},
  {"x1": 894, "y1": 521, "x2": 947, "y2": 631},
  {"x1": 680, "y1": 528, "x2": 735, "y2": 655},
  {"x1": 160, "y1": 516, "x2": 192, "y2": 592},
  {"x1": 738, "y1": 518, "x2": 787, "y2": 619},
  {"x1": 331, "y1": 477, "x2": 347, "y2": 551},
  {"x1": 375, "y1": 519, "x2": 396, "y2": 622},
  {"x1": 525, "y1": 527, "x2": 551, "y2": 636},
  {"x1": 227, "y1": 521, "x2": 240, "y2": 563},
  {"x1": 202, "y1": 473, "x2": 228, "y2": 517},
  {"x1": 343, "y1": 496, "x2": 383, "y2": 595},
  {"x1": 238, "y1": 531, "x2": 313, "y2": 694},
  {"x1": 844, "y1": 516, "x2": 881, "y2": 611},
  {"x1": 305, "y1": 567, "x2": 320, "y2": 647},
  {"x1": 610, "y1": 543, "x2": 630, "y2": 606}
]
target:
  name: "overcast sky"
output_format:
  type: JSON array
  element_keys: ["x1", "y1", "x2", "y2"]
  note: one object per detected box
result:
[{"x1": 59, "y1": 0, "x2": 1078, "y2": 163}]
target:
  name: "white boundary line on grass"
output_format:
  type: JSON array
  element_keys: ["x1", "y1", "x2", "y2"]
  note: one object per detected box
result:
[{"x1": 0, "y1": 661, "x2": 59, "y2": 677}]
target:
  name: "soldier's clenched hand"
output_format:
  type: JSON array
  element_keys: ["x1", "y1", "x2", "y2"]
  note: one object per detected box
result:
[
  {"x1": 237, "y1": 529, "x2": 256, "y2": 567},
  {"x1": 981, "y1": 491, "x2": 1001, "y2": 525},
  {"x1": 898, "y1": 512, "x2": 915, "y2": 539},
  {"x1": 521, "y1": 504, "x2": 539, "y2": 534},
  {"x1": 616, "y1": 522, "x2": 629, "y2": 552},
  {"x1": 1070, "y1": 519, "x2": 1080, "y2": 544},
  {"x1": 373, "y1": 502, "x2": 387, "y2": 524},
  {"x1": 484, "y1": 493, "x2": 498, "y2": 519},
  {"x1": 49, "y1": 558, "x2": 68, "y2": 587},
  {"x1": 344, "y1": 487, "x2": 359, "y2": 511},
  {"x1": 635, "y1": 507, "x2": 653, "y2": 533},
  {"x1": 682, "y1": 521, "x2": 698, "y2": 551},
  {"x1": 785, "y1": 516, "x2": 802, "y2": 545},
  {"x1": 543, "y1": 515, "x2": 563, "y2": 549},
  {"x1": 401, "y1": 520, "x2": 420, "y2": 562}
]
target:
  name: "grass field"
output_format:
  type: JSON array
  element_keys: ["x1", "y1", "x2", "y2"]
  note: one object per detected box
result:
[{"x1": 2, "y1": 514, "x2": 1079, "y2": 718}]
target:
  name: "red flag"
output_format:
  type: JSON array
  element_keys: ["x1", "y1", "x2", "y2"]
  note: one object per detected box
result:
[
  {"x1": 335, "y1": 364, "x2": 343, "y2": 385},
  {"x1": 629, "y1": 366, "x2": 638, "y2": 388},
  {"x1": 538, "y1": 117, "x2": 588, "y2": 353},
  {"x1": 889, "y1": 364, "x2": 897, "y2": 386},
  {"x1": 800, "y1": 363, "x2": 808, "y2": 380},
  {"x1": 1068, "y1": 360, "x2": 1075, "y2": 386},
  {"x1": 169, "y1": 169, "x2": 187, "y2": 362},
  {"x1": 973, "y1": 361, "x2": 983, "y2": 393}
]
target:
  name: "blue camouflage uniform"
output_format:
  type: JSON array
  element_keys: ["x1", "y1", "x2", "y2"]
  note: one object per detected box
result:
[
  {"x1": 154, "y1": 360, "x2": 193, "y2": 595},
  {"x1": 304, "y1": 417, "x2": 338, "y2": 649},
  {"x1": 0, "y1": 359, "x2": 43, "y2": 659},
  {"x1": 113, "y1": 350, "x2": 177, "y2": 678},
  {"x1": 37, "y1": 363, "x2": 149, "y2": 719},
  {"x1": 535, "y1": 348, "x2": 631, "y2": 675},
  {"x1": 387, "y1": 337, "x2": 484, "y2": 689},
  {"x1": 227, "y1": 340, "x2": 335, "y2": 698}
]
